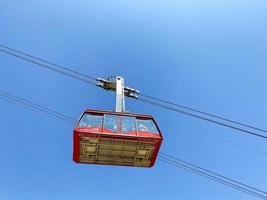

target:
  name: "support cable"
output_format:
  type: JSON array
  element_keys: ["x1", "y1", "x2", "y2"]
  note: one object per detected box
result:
[
  {"x1": 0, "y1": 48, "x2": 96, "y2": 86},
  {"x1": 139, "y1": 98, "x2": 267, "y2": 139},
  {"x1": 1, "y1": 44, "x2": 267, "y2": 140},
  {"x1": 0, "y1": 90, "x2": 76, "y2": 124},
  {"x1": 140, "y1": 93, "x2": 267, "y2": 134},
  {"x1": 0, "y1": 89, "x2": 266, "y2": 199},
  {"x1": 158, "y1": 156, "x2": 267, "y2": 200},
  {"x1": 159, "y1": 152, "x2": 267, "y2": 196}
]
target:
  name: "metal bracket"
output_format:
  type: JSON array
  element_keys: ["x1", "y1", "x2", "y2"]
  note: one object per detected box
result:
[{"x1": 96, "y1": 76, "x2": 139, "y2": 112}]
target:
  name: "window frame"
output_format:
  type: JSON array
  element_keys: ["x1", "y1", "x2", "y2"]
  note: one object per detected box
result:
[{"x1": 77, "y1": 111, "x2": 160, "y2": 135}]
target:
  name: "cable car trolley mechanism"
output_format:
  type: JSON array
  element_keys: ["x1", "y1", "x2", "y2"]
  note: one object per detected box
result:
[{"x1": 73, "y1": 76, "x2": 163, "y2": 167}]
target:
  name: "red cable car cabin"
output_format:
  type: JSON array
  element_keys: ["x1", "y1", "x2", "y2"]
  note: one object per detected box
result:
[{"x1": 73, "y1": 109, "x2": 163, "y2": 167}]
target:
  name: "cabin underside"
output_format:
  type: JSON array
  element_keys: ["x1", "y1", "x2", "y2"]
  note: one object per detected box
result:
[{"x1": 74, "y1": 135, "x2": 160, "y2": 167}]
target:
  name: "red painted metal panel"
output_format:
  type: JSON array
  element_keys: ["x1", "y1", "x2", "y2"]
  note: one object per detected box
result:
[{"x1": 73, "y1": 109, "x2": 163, "y2": 167}]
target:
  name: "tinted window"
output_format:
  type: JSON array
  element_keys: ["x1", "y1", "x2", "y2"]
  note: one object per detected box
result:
[
  {"x1": 121, "y1": 116, "x2": 136, "y2": 132},
  {"x1": 78, "y1": 113, "x2": 103, "y2": 128},
  {"x1": 137, "y1": 119, "x2": 159, "y2": 134},
  {"x1": 104, "y1": 114, "x2": 119, "y2": 132}
]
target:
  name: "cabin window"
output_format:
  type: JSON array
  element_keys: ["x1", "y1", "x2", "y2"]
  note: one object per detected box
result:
[
  {"x1": 136, "y1": 119, "x2": 159, "y2": 134},
  {"x1": 121, "y1": 116, "x2": 136, "y2": 132},
  {"x1": 104, "y1": 114, "x2": 119, "y2": 132},
  {"x1": 78, "y1": 113, "x2": 103, "y2": 128}
]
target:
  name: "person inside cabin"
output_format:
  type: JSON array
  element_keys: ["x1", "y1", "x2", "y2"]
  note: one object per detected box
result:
[
  {"x1": 121, "y1": 116, "x2": 136, "y2": 132},
  {"x1": 137, "y1": 120, "x2": 149, "y2": 132},
  {"x1": 104, "y1": 115, "x2": 118, "y2": 132}
]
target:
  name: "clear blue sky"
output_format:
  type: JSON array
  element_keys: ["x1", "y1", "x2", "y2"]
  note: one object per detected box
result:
[{"x1": 0, "y1": 0, "x2": 267, "y2": 199}]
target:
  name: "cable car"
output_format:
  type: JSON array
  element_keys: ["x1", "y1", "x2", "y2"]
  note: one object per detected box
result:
[
  {"x1": 73, "y1": 109, "x2": 163, "y2": 167},
  {"x1": 73, "y1": 76, "x2": 163, "y2": 167}
]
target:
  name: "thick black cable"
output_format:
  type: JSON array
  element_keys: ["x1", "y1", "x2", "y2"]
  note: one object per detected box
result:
[
  {"x1": 158, "y1": 157, "x2": 267, "y2": 200},
  {"x1": 1, "y1": 44, "x2": 267, "y2": 140},
  {"x1": 1, "y1": 89, "x2": 266, "y2": 199},
  {"x1": 157, "y1": 115, "x2": 267, "y2": 156},
  {"x1": 0, "y1": 44, "x2": 96, "y2": 81},
  {"x1": 140, "y1": 93, "x2": 267, "y2": 134},
  {"x1": 158, "y1": 156, "x2": 267, "y2": 200},
  {"x1": 139, "y1": 98, "x2": 267, "y2": 139},
  {"x1": 0, "y1": 90, "x2": 76, "y2": 122},
  {"x1": 0, "y1": 90, "x2": 76, "y2": 124},
  {"x1": 0, "y1": 48, "x2": 96, "y2": 86},
  {"x1": 159, "y1": 152, "x2": 267, "y2": 195},
  {"x1": 159, "y1": 158, "x2": 265, "y2": 200},
  {"x1": 182, "y1": 121, "x2": 267, "y2": 156},
  {"x1": 0, "y1": 95, "x2": 43, "y2": 113}
]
